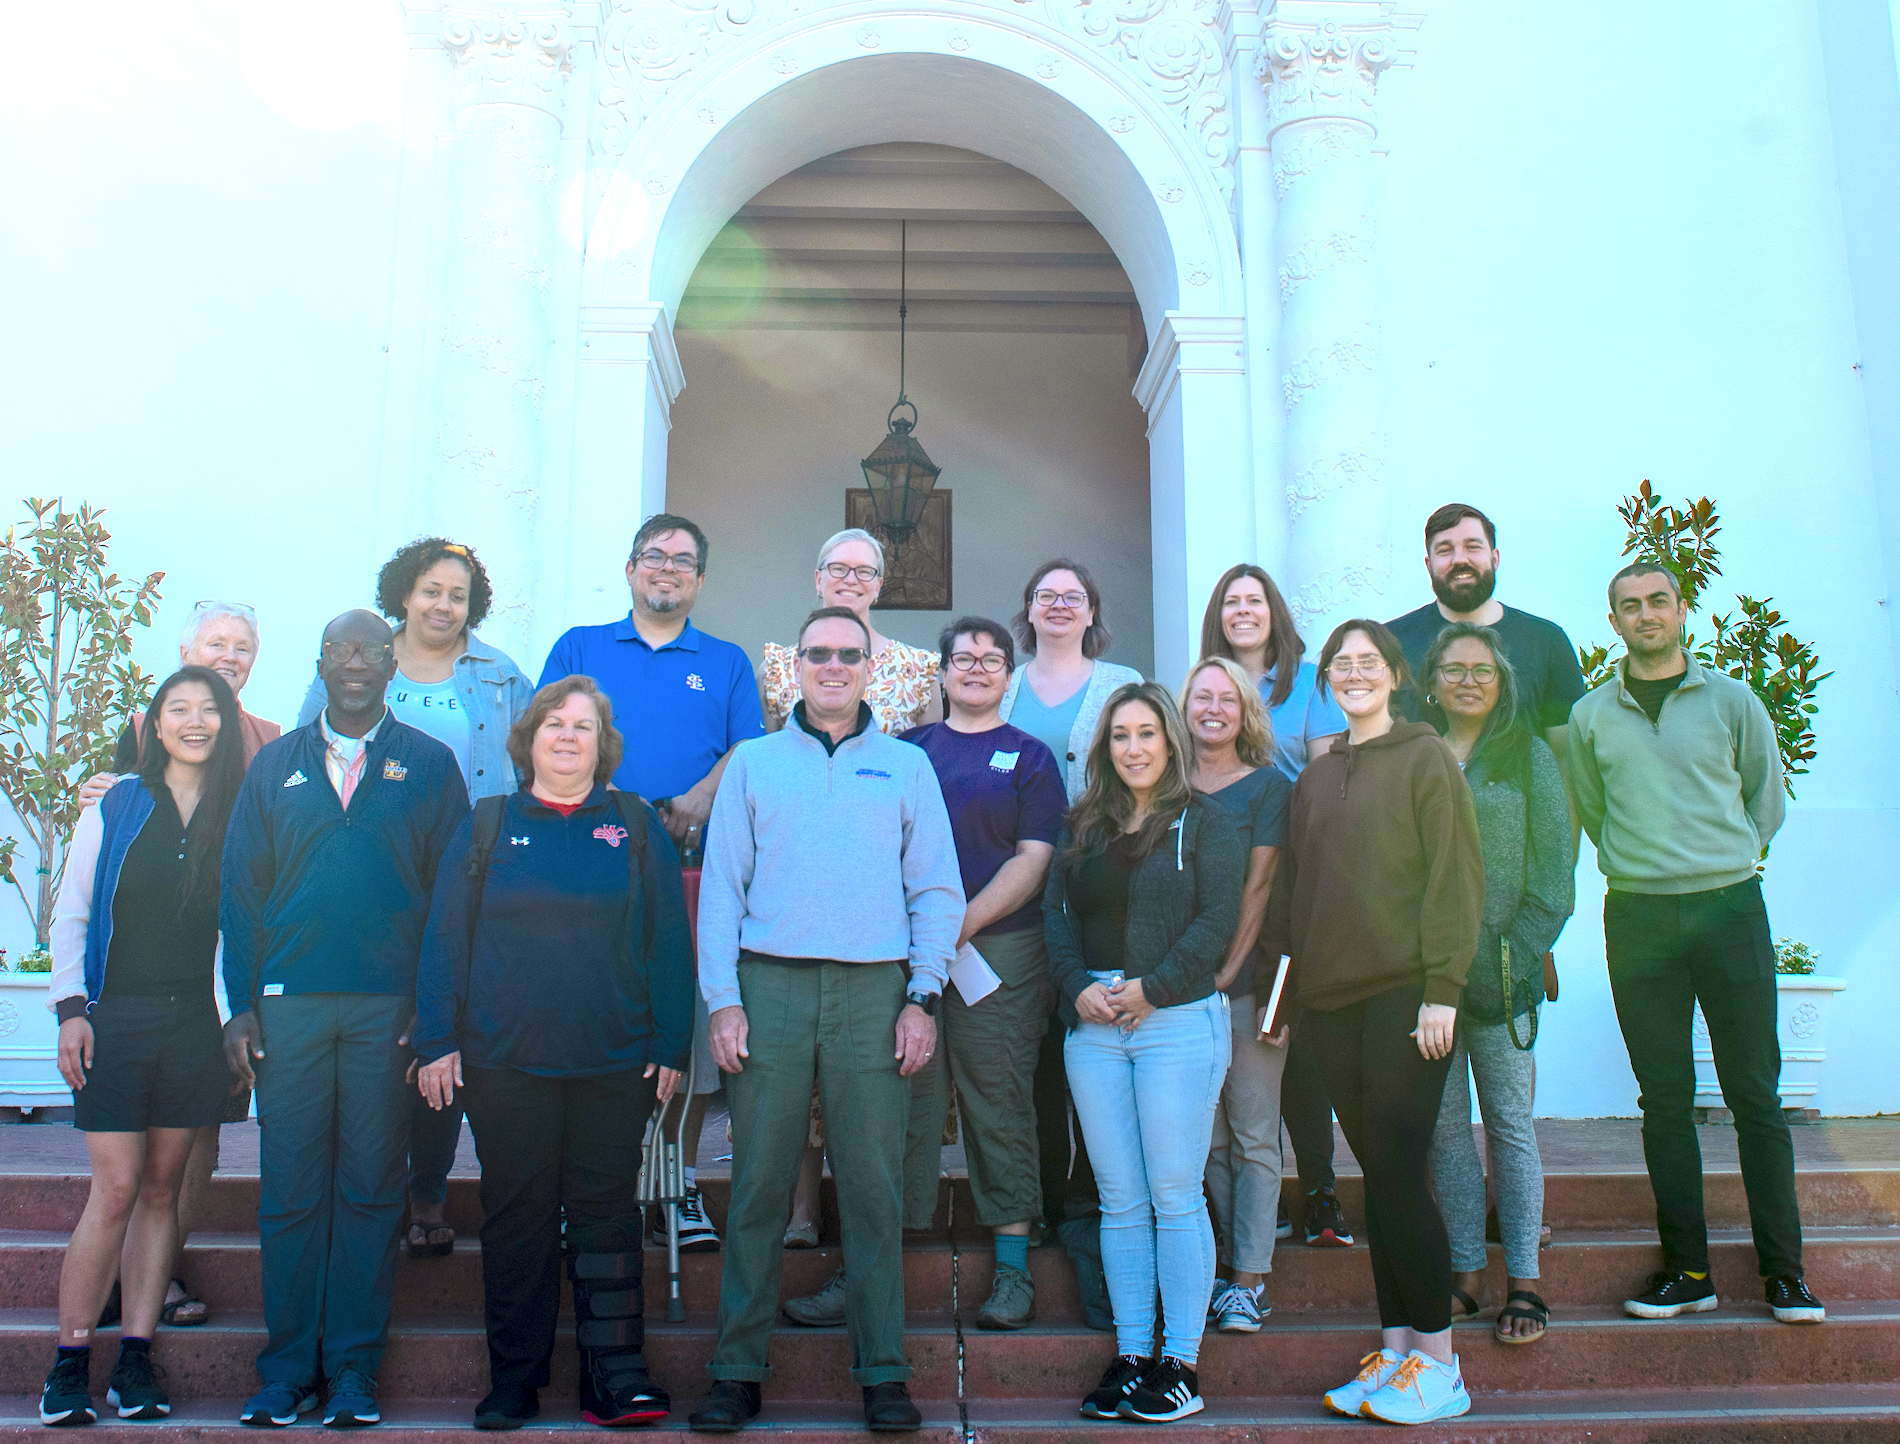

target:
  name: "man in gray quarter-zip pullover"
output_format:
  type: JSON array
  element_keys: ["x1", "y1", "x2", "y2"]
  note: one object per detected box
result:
[
  {"x1": 687, "y1": 607, "x2": 963, "y2": 1434},
  {"x1": 1566, "y1": 562, "x2": 1820, "y2": 1329}
]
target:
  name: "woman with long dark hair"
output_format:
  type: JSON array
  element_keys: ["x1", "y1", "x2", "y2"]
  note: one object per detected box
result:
[
  {"x1": 1045, "y1": 682, "x2": 1243, "y2": 1423},
  {"x1": 41, "y1": 667, "x2": 247, "y2": 1425},
  {"x1": 1421, "y1": 623, "x2": 1573, "y2": 1345},
  {"x1": 1266, "y1": 620, "x2": 1483, "y2": 1425}
]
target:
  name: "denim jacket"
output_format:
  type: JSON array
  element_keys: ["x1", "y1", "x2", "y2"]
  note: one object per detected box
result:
[
  {"x1": 1042, "y1": 797, "x2": 1244, "y2": 1028},
  {"x1": 297, "y1": 628, "x2": 532, "y2": 800}
]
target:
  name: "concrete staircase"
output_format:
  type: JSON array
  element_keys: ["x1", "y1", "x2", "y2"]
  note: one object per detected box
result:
[{"x1": 2, "y1": 1152, "x2": 1899, "y2": 1440}]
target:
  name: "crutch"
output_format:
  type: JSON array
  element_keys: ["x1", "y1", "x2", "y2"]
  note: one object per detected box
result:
[{"x1": 638, "y1": 862, "x2": 703, "y2": 1323}]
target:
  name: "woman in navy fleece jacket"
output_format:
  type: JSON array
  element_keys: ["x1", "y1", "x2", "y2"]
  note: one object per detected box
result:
[{"x1": 413, "y1": 676, "x2": 694, "y2": 1431}]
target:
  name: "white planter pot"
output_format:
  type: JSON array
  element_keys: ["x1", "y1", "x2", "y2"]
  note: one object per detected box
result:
[
  {"x1": 1692, "y1": 974, "x2": 1847, "y2": 1111},
  {"x1": 0, "y1": 974, "x2": 71, "y2": 1111}
]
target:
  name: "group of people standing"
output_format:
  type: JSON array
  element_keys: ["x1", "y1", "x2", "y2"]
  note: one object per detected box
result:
[{"x1": 36, "y1": 501, "x2": 1821, "y2": 1435}]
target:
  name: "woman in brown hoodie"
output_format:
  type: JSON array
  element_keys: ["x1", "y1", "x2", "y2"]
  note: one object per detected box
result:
[{"x1": 1266, "y1": 619, "x2": 1483, "y2": 1425}]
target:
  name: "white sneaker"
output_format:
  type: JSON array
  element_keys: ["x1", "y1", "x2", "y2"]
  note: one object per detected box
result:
[
  {"x1": 673, "y1": 1186, "x2": 721, "y2": 1253},
  {"x1": 1322, "y1": 1348, "x2": 1405, "y2": 1417},
  {"x1": 1215, "y1": 1283, "x2": 1268, "y2": 1333},
  {"x1": 1359, "y1": 1350, "x2": 1471, "y2": 1424}
]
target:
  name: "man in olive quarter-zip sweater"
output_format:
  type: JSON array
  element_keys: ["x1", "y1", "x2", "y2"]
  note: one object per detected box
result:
[
  {"x1": 1566, "y1": 563, "x2": 1820, "y2": 1328},
  {"x1": 689, "y1": 608, "x2": 963, "y2": 1435}
]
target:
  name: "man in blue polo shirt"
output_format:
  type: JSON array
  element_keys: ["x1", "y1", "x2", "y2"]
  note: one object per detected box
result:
[{"x1": 540, "y1": 513, "x2": 766, "y2": 1255}]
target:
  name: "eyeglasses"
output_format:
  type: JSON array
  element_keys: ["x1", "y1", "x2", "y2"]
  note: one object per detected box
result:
[
  {"x1": 1435, "y1": 663, "x2": 1499, "y2": 685},
  {"x1": 1033, "y1": 589, "x2": 1088, "y2": 610},
  {"x1": 1326, "y1": 657, "x2": 1389, "y2": 679},
  {"x1": 948, "y1": 652, "x2": 1008, "y2": 674},
  {"x1": 821, "y1": 562, "x2": 881, "y2": 583},
  {"x1": 634, "y1": 549, "x2": 701, "y2": 574},
  {"x1": 195, "y1": 600, "x2": 256, "y2": 620},
  {"x1": 797, "y1": 646, "x2": 866, "y2": 666},
  {"x1": 320, "y1": 640, "x2": 395, "y2": 667}
]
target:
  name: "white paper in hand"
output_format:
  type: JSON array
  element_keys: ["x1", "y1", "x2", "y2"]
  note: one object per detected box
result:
[{"x1": 949, "y1": 942, "x2": 1003, "y2": 1006}]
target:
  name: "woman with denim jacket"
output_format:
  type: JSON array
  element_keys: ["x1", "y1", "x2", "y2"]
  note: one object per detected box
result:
[
  {"x1": 1421, "y1": 624, "x2": 1574, "y2": 1346},
  {"x1": 295, "y1": 537, "x2": 531, "y2": 1259},
  {"x1": 1043, "y1": 681, "x2": 1244, "y2": 1425}
]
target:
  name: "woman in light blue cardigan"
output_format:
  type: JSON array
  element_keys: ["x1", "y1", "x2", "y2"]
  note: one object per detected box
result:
[{"x1": 998, "y1": 558, "x2": 1144, "y2": 803}]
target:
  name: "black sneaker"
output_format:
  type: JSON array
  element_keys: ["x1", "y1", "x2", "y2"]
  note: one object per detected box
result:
[
  {"x1": 1304, "y1": 1187, "x2": 1353, "y2": 1247},
  {"x1": 40, "y1": 1355, "x2": 96, "y2": 1427},
  {"x1": 1624, "y1": 1269, "x2": 1718, "y2": 1319},
  {"x1": 106, "y1": 1349, "x2": 169, "y2": 1420},
  {"x1": 1079, "y1": 1355, "x2": 1150, "y2": 1419},
  {"x1": 1767, "y1": 1275, "x2": 1826, "y2": 1324},
  {"x1": 1275, "y1": 1195, "x2": 1292, "y2": 1240},
  {"x1": 1119, "y1": 1357, "x2": 1204, "y2": 1422}
]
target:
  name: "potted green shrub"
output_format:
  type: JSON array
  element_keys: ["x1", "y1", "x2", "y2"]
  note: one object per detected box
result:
[{"x1": 0, "y1": 500, "x2": 161, "y2": 1109}]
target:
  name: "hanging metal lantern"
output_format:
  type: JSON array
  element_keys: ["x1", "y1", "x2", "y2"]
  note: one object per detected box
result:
[{"x1": 859, "y1": 220, "x2": 941, "y2": 546}]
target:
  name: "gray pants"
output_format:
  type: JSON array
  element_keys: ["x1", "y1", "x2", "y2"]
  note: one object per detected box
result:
[
  {"x1": 1428, "y1": 1016, "x2": 1543, "y2": 1280},
  {"x1": 1204, "y1": 991, "x2": 1288, "y2": 1275},
  {"x1": 254, "y1": 993, "x2": 412, "y2": 1385}
]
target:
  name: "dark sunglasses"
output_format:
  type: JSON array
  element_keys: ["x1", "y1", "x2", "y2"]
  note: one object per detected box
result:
[{"x1": 797, "y1": 646, "x2": 866, "y2": 666}]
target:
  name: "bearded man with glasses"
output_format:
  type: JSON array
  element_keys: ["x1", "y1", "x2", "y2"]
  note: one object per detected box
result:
[
  {"x1": 220, "y1": 610, "x2": 470, "y2": 1428},
  {"x1": 688, "y1": 606, "x2": 963, "y2": 1435}
]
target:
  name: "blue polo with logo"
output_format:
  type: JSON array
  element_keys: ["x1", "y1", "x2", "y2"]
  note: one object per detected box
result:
[{"x1": 540, "y1": 616, "x2": 766, "y2": 799}]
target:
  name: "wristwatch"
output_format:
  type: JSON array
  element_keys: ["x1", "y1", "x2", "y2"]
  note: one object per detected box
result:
[{"x1": 905, "y1": 990, "x2": 939, "y2": 1016}]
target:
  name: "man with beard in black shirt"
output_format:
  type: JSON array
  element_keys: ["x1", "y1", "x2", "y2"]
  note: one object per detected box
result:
[{"x1": 1386, "y1": 503, "x2": 1588, "y2": 774}]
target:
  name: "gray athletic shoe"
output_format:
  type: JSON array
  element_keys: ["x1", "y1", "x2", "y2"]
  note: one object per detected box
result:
[
  {"x1": 975, "y1": 1262, "x2": 1036, "y2": 1330},
  {"x1": 782, "y1": 1268, "x2": 848, "y2": 1327}
]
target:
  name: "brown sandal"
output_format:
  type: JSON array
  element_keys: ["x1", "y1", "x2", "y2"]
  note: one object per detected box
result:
[{"x1": 160, "y1": 1278, "x2": 208, "y2": 1327}]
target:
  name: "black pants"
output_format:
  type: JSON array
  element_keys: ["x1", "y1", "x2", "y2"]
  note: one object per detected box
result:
[
  {"x1": 1280, "y1": 1030, "x2": 1337, "y2": 1194},
  {"x1": 463, "y1": 1065, "x2": 659, "y2": 1392},
  {"x1": 1604, "y1": 878, "x2": 1802, "y2": 1279},
  {"x1": 1303, "y1": 983, "x2": 1453, "y2": 1333}
]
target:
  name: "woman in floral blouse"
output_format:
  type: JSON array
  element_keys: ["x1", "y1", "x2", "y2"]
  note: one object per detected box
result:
[{"x1": 759, "y1": 529, "x2": 942, "y2": 736}]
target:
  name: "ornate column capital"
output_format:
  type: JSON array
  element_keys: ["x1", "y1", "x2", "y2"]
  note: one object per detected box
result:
[
  {"x1": 1255, "y1": 0, "x2": 1420, "y2": 136},
  {"x1": 440, "y1": 4, "x2": 576, "y2": 120}
]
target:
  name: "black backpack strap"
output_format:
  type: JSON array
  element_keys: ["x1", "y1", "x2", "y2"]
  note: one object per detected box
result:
[
  {"x1": 610, "y1": 791, "x2": 655, "y2": 958},
  {"x1": 465, "y1": 794, "x2": 509, "y2": 945}
]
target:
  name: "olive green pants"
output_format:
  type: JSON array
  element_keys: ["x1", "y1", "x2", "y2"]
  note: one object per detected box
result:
[
  {"x1": 903, "y1": 927, "x2": 1054, "y2": 1230},
  {"x1": 712, "y1": 957, "x2": 912, "y2": 1387}
]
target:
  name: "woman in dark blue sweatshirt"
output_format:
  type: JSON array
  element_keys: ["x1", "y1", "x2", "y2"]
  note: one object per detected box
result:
[{"x1": 414, "y1": 677, "x2": 694, "y2": 1431}]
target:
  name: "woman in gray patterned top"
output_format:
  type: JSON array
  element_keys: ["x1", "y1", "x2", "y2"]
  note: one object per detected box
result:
[{"x1": 1422, "y1": 624, "x2": 1574, "y2": 1346}]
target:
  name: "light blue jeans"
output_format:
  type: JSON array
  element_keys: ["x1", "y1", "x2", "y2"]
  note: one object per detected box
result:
[{"x1": 1065, "y1": 983, "x2": 1231, "y2": 1364}]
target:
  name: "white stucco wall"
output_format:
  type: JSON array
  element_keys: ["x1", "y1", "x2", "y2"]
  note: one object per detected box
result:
[{"x1": 1, "y1": 1, "x2": 1895, "y2": 1113}]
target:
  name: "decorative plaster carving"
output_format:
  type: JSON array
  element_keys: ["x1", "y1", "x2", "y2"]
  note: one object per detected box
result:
[
  {"x1": 1281, "y1": 326, "x2": 1376, "y2": 410},
  {"x1": 1288, "y1": 548, "x2": 1387, "y2": 629},
  {"x1": 588, "y1": 0, "x2": 1237, "y2": 205},
  {"x1": 1184, "y1": 260, "x2": 1213, "y2": 286},
  {"x1": 642, "y1": 169, "x2": 673, "y2": 194},
  {"x1": 441, "y1": 7, "x2": 574, "y2": 120},
  {"x1": 1256, "y1": 6, "x2": 1420, "y2": 135},
  {"x1": 1158, "y1": 176, "x2": 1186, "y2": 203},
  {"x1": 1270, "y1": 121, "x2": 1365, "y2": 195},
  {"x1": 1285, "y1": 448, "x2": 1379, "y2": 520},
  {"x1": 1277, "y1": 221, "x2": 1372, "y2": 299}
]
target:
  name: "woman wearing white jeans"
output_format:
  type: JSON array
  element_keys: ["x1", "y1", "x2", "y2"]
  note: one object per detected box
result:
[{"x1": 1043, "y1": 682, "x2": 1244, "y2": 1424}]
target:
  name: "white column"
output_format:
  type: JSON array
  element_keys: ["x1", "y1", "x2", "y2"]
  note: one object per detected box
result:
[
  {"x1": 1258, "y1": 1, "x2": 1418, "y2": 641},
  {"x1": 432, "y1": 6, "x2": 576, "y2": 654},
  {"x1": 1136, "y1": 315, "x2": 1251, "y2": 686}
]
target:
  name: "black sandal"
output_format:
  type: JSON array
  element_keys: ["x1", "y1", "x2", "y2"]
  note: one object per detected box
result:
[
  {"x1": 1494, "y1": 1289, "x2": 1549, "y2": 1345},
  {"x1": 407, "y1": 1220, "x2": 455, "y2": 1259},
  {"x1": 159, "y1": 1278, "x2": 208, "y2": 1327},
  {"x1": 1450, "y1": 1285, "x2": 1485, "y2": 1320}
]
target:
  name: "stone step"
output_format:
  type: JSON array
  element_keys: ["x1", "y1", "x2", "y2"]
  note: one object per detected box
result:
[
  {"x1": 6, "y1": 1165, "x2": 1897, "y2": 1237},
  {"x1": 3, "y1": 1226, "x2": 1897, "y2": 1319},
  {"x1": 5, "y1": 1386, "x2": 1900, "y2": 1442},
  {"x1": 3, "y1": 1302, "x2": 1897, "y2": 1400}
]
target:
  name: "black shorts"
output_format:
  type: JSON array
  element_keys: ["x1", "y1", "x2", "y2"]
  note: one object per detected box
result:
[{"x1": 72, "y1": 995, "x2": 233, "y2": 1133}]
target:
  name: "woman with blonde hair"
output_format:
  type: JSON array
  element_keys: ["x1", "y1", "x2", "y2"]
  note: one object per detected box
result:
[
  {"x1": 1044, "y1": 682, "x2": 1243, "y2": 1423},
  {"x1": 758, "y1": 528, "x2": 941, "y2": 736},
  {"x1": 1179, "y1": 656, "x2": 1292, "y2": 1334}
]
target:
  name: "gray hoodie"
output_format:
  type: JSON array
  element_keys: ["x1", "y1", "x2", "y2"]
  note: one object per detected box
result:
[{"x1": 697, "y1": 706, "x2": 965, "y2": 1012}]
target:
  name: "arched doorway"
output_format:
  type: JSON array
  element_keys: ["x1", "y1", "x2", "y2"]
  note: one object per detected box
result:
[
  {"x1": 573, "y1": 25, "x2": 1249, "y2": 683},
  {"x1": 667, "y1": 142, "x2": 1155, "y2": 671}
]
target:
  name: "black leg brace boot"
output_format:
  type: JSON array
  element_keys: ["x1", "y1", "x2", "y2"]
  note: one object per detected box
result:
[{"x1": 569, "y1": 1225, "x2": 669, "y2": 1426}]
